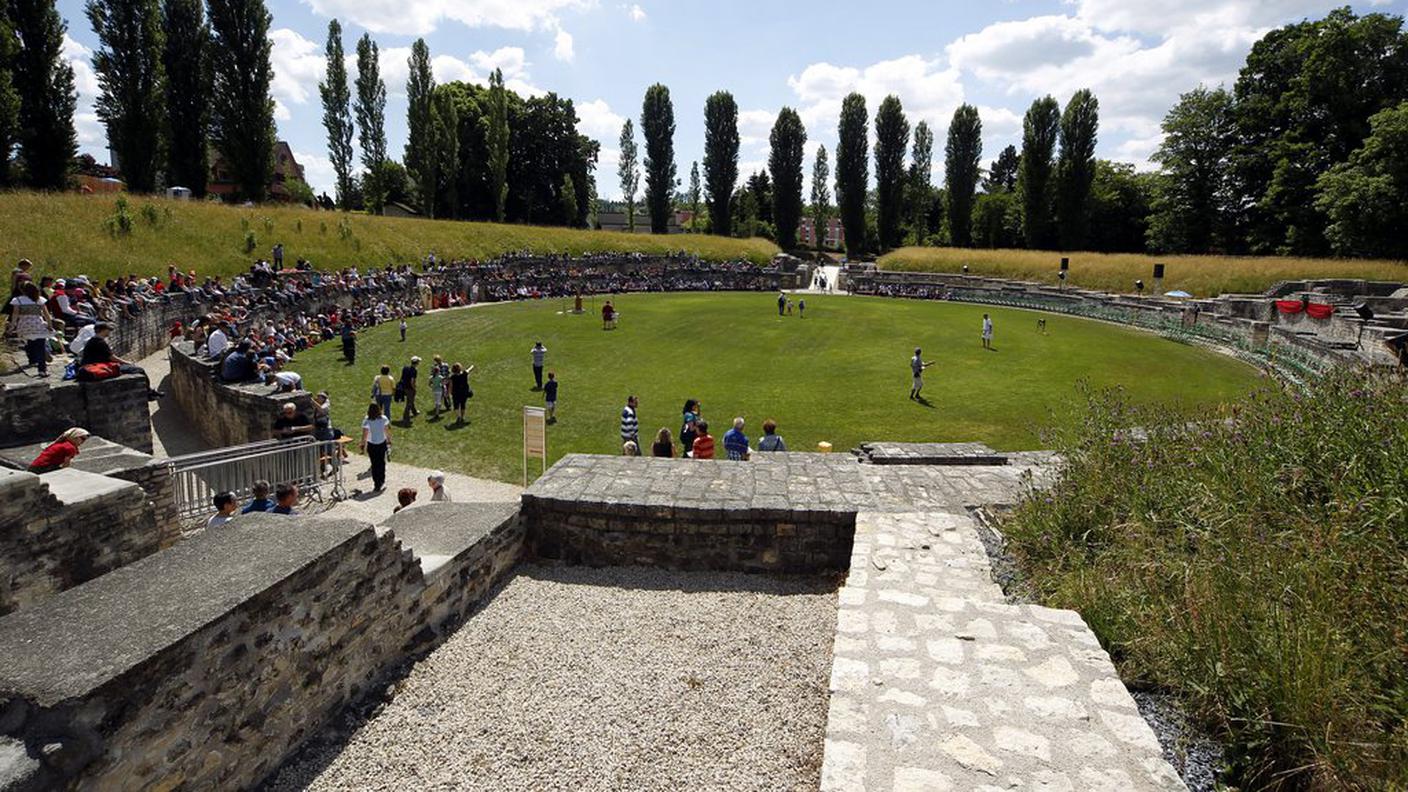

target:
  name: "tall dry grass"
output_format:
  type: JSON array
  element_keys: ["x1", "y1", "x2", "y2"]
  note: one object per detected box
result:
[
  {"x1": 0, "y1": 192, "x2": 778, "y2": 281},
  {"x1": 879, "y1": 246, "x2": 1408, "y2": 297}
]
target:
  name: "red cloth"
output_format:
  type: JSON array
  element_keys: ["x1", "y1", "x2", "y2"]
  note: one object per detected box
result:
[
  {"x1": 1275, "y1": 300, "x2": 1304, "y2": 314},
  {"x1": 1305, "y1": 303, "x2": 1335, "y2": 320},
  {"x1": 29, "y1": 440, "x2": 79, "y2": 473}
]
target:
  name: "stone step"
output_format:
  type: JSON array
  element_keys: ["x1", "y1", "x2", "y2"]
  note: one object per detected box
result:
[
  {"x1": 377, "y1": 501, "x2": 519, "y2": 578},
  {"x1": 821, "y1": 511, "x2": 1185, "y2": 792},
  {"x1": 38, "y1": 467, "x2": 143, "y2": 509}
]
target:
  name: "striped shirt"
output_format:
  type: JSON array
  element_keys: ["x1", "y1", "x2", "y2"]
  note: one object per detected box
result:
[{"x1": 620, "y1": 405, "x2": 638, "y2": 441}]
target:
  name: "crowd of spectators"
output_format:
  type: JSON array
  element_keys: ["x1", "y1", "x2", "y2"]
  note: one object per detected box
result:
[{"x1": 851, "y1": 280, "x2": 955, "y2": 300}]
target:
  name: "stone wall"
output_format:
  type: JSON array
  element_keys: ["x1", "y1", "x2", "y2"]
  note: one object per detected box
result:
[
  {"x1": 0, "y1": 374, "x2": 152, "y2": 453},
  {"x1": 167, "y1": 341, "x2": 314, "y2": 448},
  {"x1": 0, "y1": 468, "x2": 157, "y2": 616}
]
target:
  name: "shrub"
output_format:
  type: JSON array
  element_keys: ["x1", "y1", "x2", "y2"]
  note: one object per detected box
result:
[
  {"x1": 105, "y1": 197, "x2": 133, "y2": 237},
  {"x1": 140, "y1": 203, "x2": 160, "y2": 227},
  {"x1": 1003, "y1": 372, "x2": 1408, "y2": 789},
  {"x1": 243, "y1": 230, "x2": 257, "y2": 253}
]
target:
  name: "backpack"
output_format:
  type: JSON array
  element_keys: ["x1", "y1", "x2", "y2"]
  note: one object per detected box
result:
[{"x1": 77, "y1": 362, "x2": 121, "y2": 381}]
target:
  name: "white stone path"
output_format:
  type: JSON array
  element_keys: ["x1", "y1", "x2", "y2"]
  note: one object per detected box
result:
[{"x1": 821, "y1": 511, "x2": 1186, "y2": 791}]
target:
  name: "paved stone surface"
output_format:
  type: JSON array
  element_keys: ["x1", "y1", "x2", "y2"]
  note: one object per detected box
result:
[
  {"x1": 326, "y1": 458, "x2": 521, "y2": 525},
  {"x1": 821, "y1": 512, "x2": 1186, "y2": 791},
  {"x1": 856, "y1": 442, "x2": 1009, "y2": 466}
]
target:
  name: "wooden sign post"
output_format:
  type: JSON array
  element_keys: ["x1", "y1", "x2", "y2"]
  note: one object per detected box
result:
[{"x1": 523, "y1": 406, "x2": 547, "y2": 486}]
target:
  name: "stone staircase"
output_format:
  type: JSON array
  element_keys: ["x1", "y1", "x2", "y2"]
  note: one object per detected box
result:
[{"x1": 820, "y1": 511, "x2": 1186, "y2": 791}]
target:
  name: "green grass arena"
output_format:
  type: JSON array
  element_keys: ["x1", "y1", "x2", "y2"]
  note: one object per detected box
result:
[{"x1": 295, "y1": 292, "x2": 1261, "y2": 483}]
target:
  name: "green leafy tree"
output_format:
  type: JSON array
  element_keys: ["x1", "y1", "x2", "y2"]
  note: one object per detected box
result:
[
  {"x1": 10, "y1": 0, "x2": 77, "y2": 189},
  {"x1": 835, "y1": 92, "x2": 869, "y2": 255},
  {"x1": 687, "y1": 160, "x2": 700, "y2": 232},
  {"x1": 984, "y1": 144, "x2": 1019, "y2": 193},
  {"x1": 208, "y1": 0, "x2": 274, "y2": 201},
  {"x1": 0, "y1": 13, "x2": 23, "y2": 186},
  {"x1": 873, "y1": 94, "x2": 909, "y2": 251},
  {"x1": 730, "y1": 183, "x2": 757, "y2": 239},
  {"x1": 907, "y1": 120, "x2": 933, "y2": 241},
  {"x1": 640, "y1": 83, "x2": 675, "y2": 234},
  {"x1": 431, "y1": 85, "x2": 458, "y2": 218},
  {"x1": 1056, "y1": 89, "x2": 1099, "y2": 250},
  {"x1": 1018, "y1": 96, "x2": 1060, "y2": 249},
  {"x1": 560, "y1": 173, "x2": 577, "y2": 226},
  {"x1": 1087, "y1": 160, "x2": 1154, "y2": 253},
  {"x1": 810, "y1": 144, "x2": 830, "y2": 251},
  {"x1": 404, "y1": 39, "x2": 435, "y2": 216},
  {"x1": 485, "y1": 68, "x2": 509, "y2": 222},
  {"x1": 703, "y1": 91, "x2": 738, "y2": 236},
  {"x1": 318, "y1": 19, "x2": 353, "y2": 208},
  {"x1": 617, "y1": 118, "x2": 638, "y2": 231},
  {"x1": 1233, "y1": 8, "x2": 1408, "y2": 255},
  {"x1": 748, "y1": 169, "x2": 772, "y2": 226},
  {"x1": 1148, "y1": 86, "x2": 1237, "y2": 253},
  {"x1": 160, "y1": 0, "x2": 208, "y2": 195},
  {"x1": 768, "y1": 107, "x2": 806, "y2": 250},
  {"x1": 1315, "y1": 101, "x2": 1408, "y2": 259},
  {"x1": 944, "y1": 104, "x2": 982, "y2": 248},
  {"x1": 354, "y1": 33, "x2": 387, "y2": 212},
  {"x1": 284, "y1": 175, "x2": 314, "y2": 204},
  {"x1": 972, "y1": 191, "x2": 1022, "y2": 248},
  {"x1": 87, "y1": 0, "x2": 164, "y2": 192}
]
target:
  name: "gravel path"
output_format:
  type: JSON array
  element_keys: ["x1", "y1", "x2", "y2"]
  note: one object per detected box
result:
[{"x1": 266, "y1": 566, "x2": 837, "y2": 791}]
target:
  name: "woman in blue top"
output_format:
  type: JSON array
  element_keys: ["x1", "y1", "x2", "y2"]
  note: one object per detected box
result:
[{"x1": 679, "y1": 399, "x2": 700, "y2": 458}]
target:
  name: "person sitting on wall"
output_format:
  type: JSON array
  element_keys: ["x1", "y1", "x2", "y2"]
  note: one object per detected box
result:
[
  {"x1": 271, "y1": 482, "x2": 299, "y2": 515},
  {"x1": 242, "y1": 480, "x2": 276, "y2": 513},
  {"x1": 272, "y1": 402, "x2": 314, "y2": 439},
  {"x1": 220, "y1": 340, "x2": 258, "y2": 383},
  {"x1": 28, "y1": 428, "x2": 90, "y2": 473}
]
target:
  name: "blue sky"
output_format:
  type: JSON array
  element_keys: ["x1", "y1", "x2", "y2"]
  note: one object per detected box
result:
[{"x1": 57, "y1": 0, "x2": 1405, "y2": 198}]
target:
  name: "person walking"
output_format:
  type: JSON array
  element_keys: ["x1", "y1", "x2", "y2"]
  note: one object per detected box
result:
[
  {"x1": 777, "y1": 292, "x2": 786, "y2": 316},
  {"x1": 679, "y1": 399, "x2": 701, "y2": 458},
  {"x1": 428, "y1": 471, "x2": 452, "y2": 501},
  {"x1": 910, "y1": 347, "x2": 934, "y2": 401},
  {"x1": 341, "y1": 322, "x2": 357, "y2": 363},
  {"x1": 372, "y1": 365, "x2": 395, "y2": 418},
  {"x1": 361, "y1": 402, "x2": 392, "y2": 492},
  {"x1": 798, "y1": 298, "x2": 806, "y2": 318},
  {"x1": 981, "y1": 313, "x2": 994, "y2": 350},
  {"x1": 620, "y1": 395, "x2": 640, "y2": 455},
  {"x1": 400, "y1": 356, "x2": 420, "y2": 423},
  {"x1": 757, "y1": 419, "x2": 787, "y2": 452},
  {"x1": 399, "y1": 317, "x2": 408, "y2": 342},
  {"x1": 530, "y1": 342, "x2": 547, "y2": 390},
  {"x1": 8, "y1": 281, "x2": 52, "y2": 377},
  {"x1": 544, "y1": 371, "x2": 559, "y2": 423},
  {"x1": 429, "y1": 356, "x2": 447, "y2": 419},
  {"x1": 450, "y1": 363, "x2": 474, "y2": 425}
]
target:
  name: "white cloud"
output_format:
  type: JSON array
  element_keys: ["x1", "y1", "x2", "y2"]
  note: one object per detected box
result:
[
  {"x1": 1074, "y1": 0, "x2": 1339, "y2": 35},
  {"x1": 294, "y1": 149, "x2": 337, "y2": 194},
  {"x1": 63, "y1": 35, "x2": 106, "y2": 154},
  {"x1": 576, "y1": 98, "x2": 625, "y2": 139},
  {"x1": 270, "y1": 28, "x2": 326, "y2": 107},
  {"x1": 470, "y1": 47, "x2": 529, "y2": 80},
  {"x1": 786, "y1": 55, "x2": 965, "y2": 146},
  {"x1": 738, "y1": 108, "x2": 775, "y2": 149},
  {"x1": 302, "y1": 0, "x2": 592, "y2": 37},
  {"x1": 947, "y1": 16, "x2": 1137, "y2": 81},
  {"x1": 553, "y1": 29, "x2": 575, "y2": 62},
  {"x1": 628, "y1": 3, "x2": 646, "y2": 21}
]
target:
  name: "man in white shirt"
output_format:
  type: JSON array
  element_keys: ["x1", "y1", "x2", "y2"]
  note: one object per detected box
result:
[
  {"x1": 68, "y1": 323, "x2": 96, "y2": 356},
  {"x1": 981, "y1": 314, "x2": 994, "y2": 350},
  {"x1": 206, "y1": 324, "x2": 229, "y2": 358}
]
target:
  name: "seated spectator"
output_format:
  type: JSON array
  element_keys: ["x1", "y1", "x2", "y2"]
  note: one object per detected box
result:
[
  {"x1": 206, "y1": 322, "x2": 229, "y2": 358},
  {"x1": 428, "y1": 471, "x2": 451, "y2": 501},
  {"x1": 394, "y1": 487, "x2": 418, "y2": 513},
  {"x1": 68, "y1": 322, "x2": 96, "y2": 357},
  {"x1": 29, "y1": 428, "x2": 89, "y2": 473},
  {"x1": 651, "y1": 428, "x2": 674, "y2": 458},
  {"x1": 273, "y1": 402, "x2": 314, "y2": 439},
  {"x1": 242, "y1": 479, "x2": 275, "y2": 513},
  {"x1": 207, "y1": 492, "x2": 238, "y2": 528},
  {"x1": 622, "y1": 440, "x2": 639, "y2": 456},
  {"x1": 691, "y1": 421, "x2": 715, "y2": 460},
  {"x1": 723, "y1": 417, "x2": 750, "y2": 461},
  {"x1": 78, "y1": 322, "x2": 127, "y2": 367},
  {"x1": 272, "y1": 482, "x2": 299, "y2": 515},
  {"x1": 756, "y1": 419, "x2": 787, "y2": 452},
  {"x1": 221, "y1": 341, "x2": 258, "y2": 382}
]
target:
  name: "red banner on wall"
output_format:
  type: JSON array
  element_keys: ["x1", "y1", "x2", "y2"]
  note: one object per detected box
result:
[
  {"x1": 1305, "y1": 303, "x2": 1335, "y2": 320},
  {"x1": 1276, "y1": 300, "x2": 1304, "y2": 314}
]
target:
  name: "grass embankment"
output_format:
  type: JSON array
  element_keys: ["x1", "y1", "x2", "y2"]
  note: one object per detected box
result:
[
  {"x1": 0, "y1": 192, "x2": 778, "y2": 282},
  {"x1": 294, "y1": 292, "x2": 1257, "y2": 483},
  {"x1": 1003, "y1": 373, "x2": 1408, "y2": 790},
  {"x1": 879, "y1": 246, "x2": 1408, "y2": 297}
]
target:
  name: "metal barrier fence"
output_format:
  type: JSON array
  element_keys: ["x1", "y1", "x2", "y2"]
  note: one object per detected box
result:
[{"x1": 167, "y1": 436, "x2": 346, "y2": 524}]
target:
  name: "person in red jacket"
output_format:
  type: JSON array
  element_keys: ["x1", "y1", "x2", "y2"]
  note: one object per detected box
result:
[
  {"x1": 29, "y1": 428, "x2": 90, "y2": 473},
  {"x1": 691, "y1": 421, "x2": 716, "y2": 460}
]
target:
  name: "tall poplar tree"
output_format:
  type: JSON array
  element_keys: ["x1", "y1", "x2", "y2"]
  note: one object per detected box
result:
[
  {"x1": 873, "y1": 95, "x2": 909, "y2": 251},
  {"x1": 687, "y1": 160, "x2": 700, "y2": 232},
  {"x1": 431, "y1": 85, "x2": 458, "y2": 218},
  {"x1": 485, "y1": 68, "x2": 508, "y2": 222},
  {"x1": 640, "y1": 83, "x2": 675, "y2": 234},
  {"x1": 404, "y1": 39, "x2": 435, "y2": 215},
  {"x1": 835, "y1": 92, "x2": 869, "y2": 255},
  {"x1": 984, "y1": 144, "x2": 1019, "y2": 193},
  {"x1": 354, "y1": 33, "x2": 387, "y2": 212},
  {"x1": 1056, "y1": 89, "x2": 1099, "y2": 250},
  {"x1": 88, "y1": 0, "x2": 164, "y2": 192},
  {"x1": 319, "y1": 19, "x2": 353, "y2": 208},
  {"x1": 703, "y1": 90, "x2": 739, "y2": 236},
  {"x1": 208, "y1": 0, "x2": 274, "y2": 201},
  {"x1": 768, "y1": 107, "x2": 806, "y2": 250},
  {"x1": 907, "y1": 120, "x2": 933, "y2": 239},
  {"x1": 0, "y1": 14, "x2": 23, "y2": 186},
  {"x1": 944, "y1": 104, "x2": 983, "y2": 248},
  {"x1": 161, "y1": 0, "x2": 208, "y2": 194},
  {"x1": 1018, "y1": 95, "x2": 1061, "y2": 249},
  {"x1": 617, "y1": 118, "x2": 639, "y2": 231},
  {"x1": 10, "y1": 0, "x2": 77, "y2": 189},
  {"x1": 810, "y1": 144, "x2": 830, "y2": 252}
]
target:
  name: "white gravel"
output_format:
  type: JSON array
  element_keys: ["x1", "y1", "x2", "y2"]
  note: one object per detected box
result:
[{"x1": 266, "y1": 565, "x2": 838, "y2": 791}]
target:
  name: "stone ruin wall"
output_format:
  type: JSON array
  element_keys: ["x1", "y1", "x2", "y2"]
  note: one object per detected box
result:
[
  {"x1": 0, "y1": 374, "x2": 153, "y2": 453},
  {"x1": 167, "y1": 341, "x2": 315, "y2": 448}
]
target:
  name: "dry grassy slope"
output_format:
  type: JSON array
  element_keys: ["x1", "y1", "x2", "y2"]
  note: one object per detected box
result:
[
  {"x1": 879, "y1": 246, "x2": 1408, "y2": 297},
  {"x1": 0, "y1": 192, "x2": 779, "y2": 282}
]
